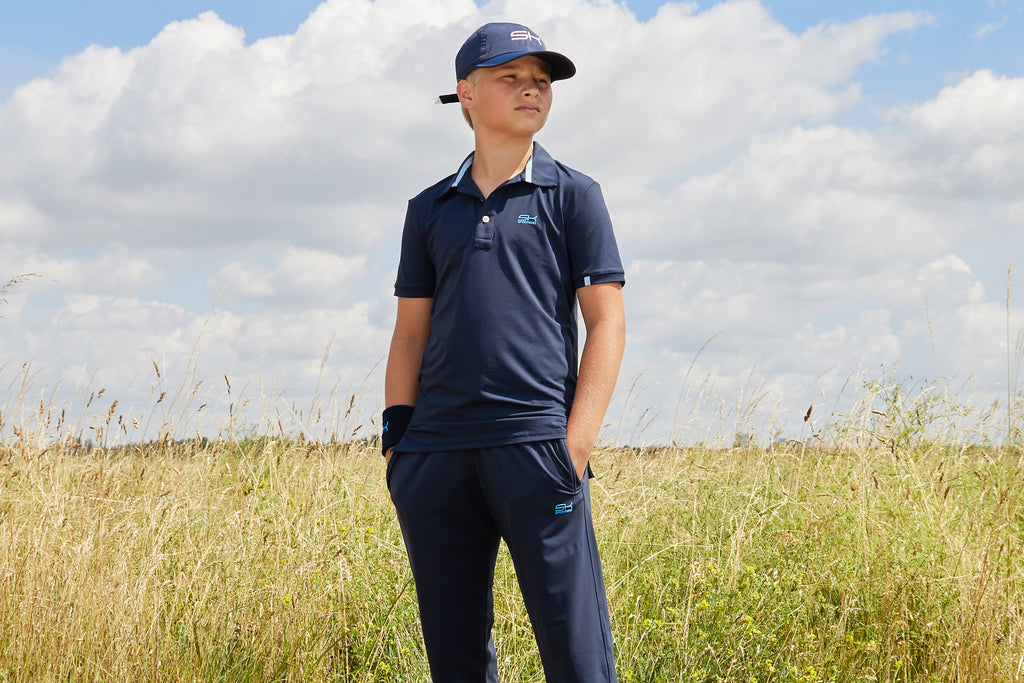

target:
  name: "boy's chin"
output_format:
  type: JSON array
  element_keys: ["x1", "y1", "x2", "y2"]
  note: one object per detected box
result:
[{"x1": 479, "y1": 123, "x2": 546, "y2": 138}]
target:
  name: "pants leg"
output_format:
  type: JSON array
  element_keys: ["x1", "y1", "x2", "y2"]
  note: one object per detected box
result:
[
  {"x1": 388, "y1": 450, "x2": 500, "y2": 683},
  {"x1": 478, "y1": 440, "x2": 618, "y2": 683}
]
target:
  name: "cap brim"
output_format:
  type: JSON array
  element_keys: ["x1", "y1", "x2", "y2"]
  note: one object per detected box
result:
[
  {"x1": 438, "y1": 51, "x2": 577, "y2": 104},
  {"x1": 475, "y1": 50, "x2": 576, "y2": 82}
]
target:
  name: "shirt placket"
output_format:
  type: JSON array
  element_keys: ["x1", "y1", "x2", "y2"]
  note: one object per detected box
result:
[{"x1": 473, "y1": 206, "x2": 498, "y2": 250}]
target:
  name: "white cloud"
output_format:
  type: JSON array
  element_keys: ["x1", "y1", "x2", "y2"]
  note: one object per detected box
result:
[
  {"x1": 544, "y1": 2, "x2": 927, "y2": 183},
  {"x1": 23, "y1": 248, "x2": 162, "y2": 293},
  {"x1": 209, "y1": 246, "x2": 367, "y2": 302},
  {"x1": 912, "y1": 256, "x2": 1019, "y2": 380},
  {"x1": 900, "y1": 70, "x2": 1024, "y2": 194},
  {"x1": 0, "y1": 5, "x2": 467, "y2": 252},
  {"x1": 212, "y1": 261, "x2": 275, "y2": 299},
  {"x1": 621, "y1": 123, "x2": 969, "y2": 270},
  {"x1": 974, "y1": 17, "x2": 1008, "y2": 38},
  {"x1": 0, "y1": 199, "x2": 46, "y2": 240}
]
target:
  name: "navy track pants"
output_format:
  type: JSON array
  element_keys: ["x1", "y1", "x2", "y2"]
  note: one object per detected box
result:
[{"x1": 387, "y1": 439, "x2": 617, "y2": 682}]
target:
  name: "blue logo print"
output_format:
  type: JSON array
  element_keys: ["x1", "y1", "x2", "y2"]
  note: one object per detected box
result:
[
  {"x1": 554, "y1": 502, "x2": 573, "y2": 515},
  {"x1": 382, "y1": 421, "x2": 389, "y2": 432},
  {"x1": 518, "y1": 215, "x2": 539, "y2": 225}
]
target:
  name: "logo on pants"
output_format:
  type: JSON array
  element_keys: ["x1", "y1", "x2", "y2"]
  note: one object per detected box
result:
[{"x1": 554, "y1": 502, "x2": 573, "y2": 515}]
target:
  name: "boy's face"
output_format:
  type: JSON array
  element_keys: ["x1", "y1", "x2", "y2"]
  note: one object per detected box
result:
[{"x1": 458, "y1": 56, "x2": 553, "y2": 138}]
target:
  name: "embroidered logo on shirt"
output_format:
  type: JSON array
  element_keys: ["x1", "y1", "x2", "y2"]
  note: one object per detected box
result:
[
  {"x1": 554, "y1": 502, "x2": 573, "y2": 515},
  {"x1": 518, "y1": 215, "x2": 539, "y2": 225}
]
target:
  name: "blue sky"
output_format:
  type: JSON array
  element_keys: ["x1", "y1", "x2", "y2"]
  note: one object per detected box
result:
[{"x1": 2, "y1": 0, "x2": 1022, "y2": 445}]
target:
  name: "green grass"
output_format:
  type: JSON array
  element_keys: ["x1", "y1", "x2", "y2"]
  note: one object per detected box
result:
[{"x1": 1, "y1": 437, "x2": 1021, "y2": 682}]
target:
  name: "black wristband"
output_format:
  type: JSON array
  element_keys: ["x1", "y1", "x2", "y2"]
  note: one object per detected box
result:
[{"x1": 381, "y1": 405, "x2": 414, "y2": 457}]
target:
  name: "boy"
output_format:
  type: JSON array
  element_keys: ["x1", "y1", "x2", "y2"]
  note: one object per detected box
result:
[{"x1": 382, "y1": 22, "x2": 625, "y2": 683}]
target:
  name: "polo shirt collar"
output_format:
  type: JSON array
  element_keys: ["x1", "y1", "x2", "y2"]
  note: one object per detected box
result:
[{"x1": 446, "y1": 142, "x2": 558, "y2": 195}]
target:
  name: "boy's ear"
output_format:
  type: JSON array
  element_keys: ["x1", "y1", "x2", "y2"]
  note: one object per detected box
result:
[{"x1": 456, "y1": 79, "x2": 475, "y2": 109}]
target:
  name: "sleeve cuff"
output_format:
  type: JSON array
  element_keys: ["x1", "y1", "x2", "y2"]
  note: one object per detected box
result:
[
  {"x1": 394, "y1": 286, "x2": 435, "y2": 298},
  {"x1": 574, "y1": 271, "x2": 625, "y2": 289}
]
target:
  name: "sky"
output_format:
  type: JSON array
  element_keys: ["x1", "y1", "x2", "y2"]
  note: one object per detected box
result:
[{"x1": 1, "y1": 0, "x2": 1022, "y2": 447}]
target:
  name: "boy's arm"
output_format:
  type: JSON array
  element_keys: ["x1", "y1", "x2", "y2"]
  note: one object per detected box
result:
[
  {"x1": 566, "y1": 282, "x2": 625, "y2": 478},
  {"x1": 384, "y1": 296, "x2": 433, "y2": 463}
]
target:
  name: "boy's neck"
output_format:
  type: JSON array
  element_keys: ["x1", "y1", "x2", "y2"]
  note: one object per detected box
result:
[{"x1": 469, "y1": 134, "x2": 535, "y2": 200}]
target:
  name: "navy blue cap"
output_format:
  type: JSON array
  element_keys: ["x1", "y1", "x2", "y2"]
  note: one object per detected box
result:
[{"x1": 436, "y1": 23, "x2": 576, "y2": 104}]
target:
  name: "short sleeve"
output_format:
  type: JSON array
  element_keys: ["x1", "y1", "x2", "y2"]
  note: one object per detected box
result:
[
  {"x1": 394, "y1": 199, "x2": 436, "y2": 298},
  {"x1": 565, "y1": 181, "x2": 625, "y2": 289}
]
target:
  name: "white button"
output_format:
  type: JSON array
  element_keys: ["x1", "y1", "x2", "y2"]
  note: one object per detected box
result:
[{"x1": 482, "y1": 216, "x2": 490, "y2": 223}]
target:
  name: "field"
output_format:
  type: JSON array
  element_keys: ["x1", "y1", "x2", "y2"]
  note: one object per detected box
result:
[{"x1": 1, "y1": 432, "x2": 1022, "y2": 682}]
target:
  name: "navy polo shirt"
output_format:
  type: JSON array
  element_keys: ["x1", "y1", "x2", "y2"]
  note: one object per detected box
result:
[{"x1": 394, "y1": 143, "x2": 624, "y2": 453}]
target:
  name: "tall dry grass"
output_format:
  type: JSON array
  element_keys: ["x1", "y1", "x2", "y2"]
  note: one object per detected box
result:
[
  {"x1": 1, "y1": 438, "x2": 415, "y2": 680},
  {"x1": 1, "y1": 429, "x2": 1022, "y2": 681}
]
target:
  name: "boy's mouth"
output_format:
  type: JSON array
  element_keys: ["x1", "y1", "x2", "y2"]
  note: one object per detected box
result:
[{"x1": 516, "y1": 104, "x2": 542, "y2": 114}]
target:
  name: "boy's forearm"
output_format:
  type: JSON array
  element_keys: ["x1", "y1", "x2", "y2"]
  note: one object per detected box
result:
[
  {"x1": 384, "y1": 336, "x2": 426, "y2": 407},
  {"x1": 385, "y1": 297, "x2": 432, "y2": 408},
  {"x1": 566, "y1": 317, "x2": 625, "y2": 473}
]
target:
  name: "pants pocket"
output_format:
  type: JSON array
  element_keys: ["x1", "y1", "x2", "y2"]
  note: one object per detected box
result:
[
  {"x1": 555, "y1": 439, "x2": 584, "y2": 493},
  {"x1": 385, "y1": 451, "x2": 401, "y2": 491}
]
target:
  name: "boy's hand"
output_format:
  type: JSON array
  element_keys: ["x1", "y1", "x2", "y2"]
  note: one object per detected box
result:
[{"x1": 566, "y1": 434, "x2": 592, "y2": 481}]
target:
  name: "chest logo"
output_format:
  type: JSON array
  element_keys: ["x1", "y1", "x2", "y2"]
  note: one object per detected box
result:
[{"x1": 517, "y1": 214, "x2": 539, "y2": 225}]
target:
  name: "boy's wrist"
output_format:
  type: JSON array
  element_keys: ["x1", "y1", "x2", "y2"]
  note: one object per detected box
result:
[
  {"x1": 381, "y1": 405, "x2": 414, "y2": 457},
  {"x1": 565, "y1": 431, "x2": 594, "y2": 476}
]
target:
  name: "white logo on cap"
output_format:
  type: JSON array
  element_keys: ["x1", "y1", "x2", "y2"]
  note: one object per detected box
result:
[{"x1": 510, "y1": 30, "x2": 542, "y2": 45}]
